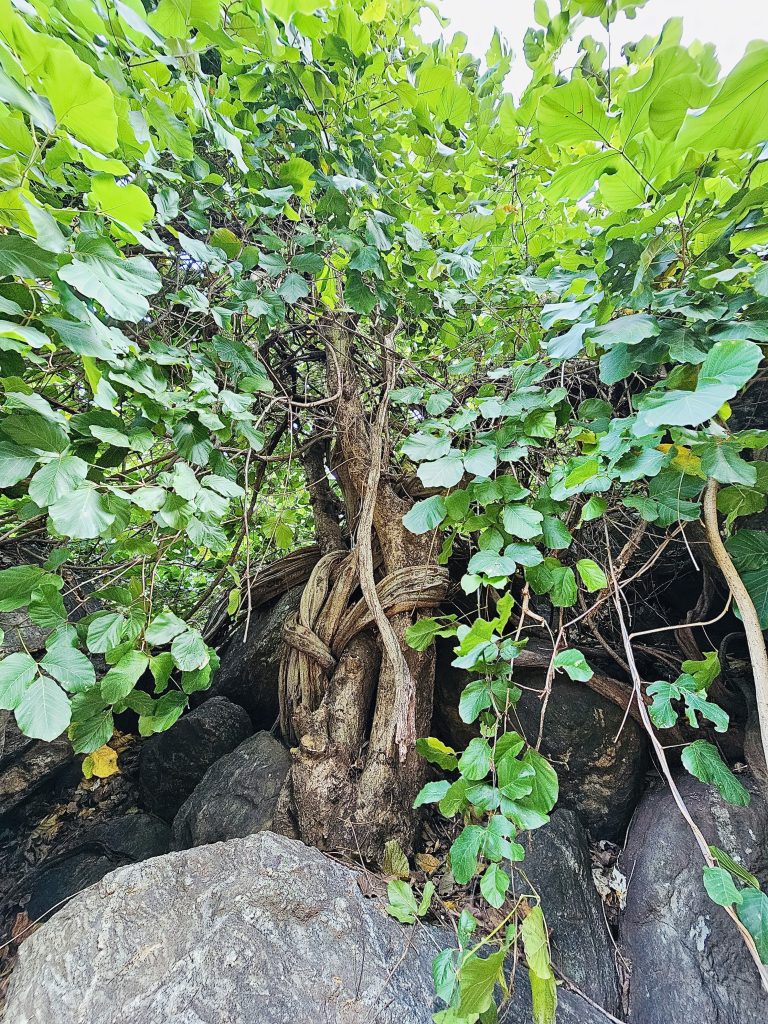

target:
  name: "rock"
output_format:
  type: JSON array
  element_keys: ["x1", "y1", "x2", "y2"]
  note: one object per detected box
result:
[
  {"x1": 620, "y1": 773, "x2": 768, "y2": 1024},
  {"x1": 499, "y1": 977, "x2": 614, "y2": 1023},
  {"x1": 138, "y1": 697, "x2": 252, "y2": 821},
  {"x1": 0, "y1": 608, "x2": 49, "y2": 656},
  {"x1": 5, "y1": 831, "x2": 443, "y2": 1024},
  {"x1": 516, "y1": 809, "x2": 619, "y2": 1013},
  {"x1": 172, "y1": 731, "x2": 290, "y2": 849},
  {"x1": 432, "y1": 640, "x2": 648, "y2": 839},
  {"x1": 204, "y1": 586, "x2": 302, "y2": 727},
  {"x1": 22, "y1": 813, "x2": 170, "y2": 921},
  {"x1": 0, "y1": 733, "x2": 73, "y2": 817},
  {"x1": 0, "y1": 714, "x2": 33, "y2": 770}
]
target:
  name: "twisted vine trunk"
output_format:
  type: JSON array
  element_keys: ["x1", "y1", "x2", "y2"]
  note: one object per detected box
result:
[{"x1": 274, "y1": 327, "x2": 446, "y2": 862}]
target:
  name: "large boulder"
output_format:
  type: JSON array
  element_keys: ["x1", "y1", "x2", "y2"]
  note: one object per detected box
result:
[
  {"x1": 4, "y1": 832, "x2": 442, "y2": 1024},
  {"x1": 516, "y1": 809, "x2": 619, "y2": 1013},
  {"x1": 0, "y1": 728, "x2": 73, "y2": 818},
  {"x1": 204, "y1": 586, "x2": 302, "y2": 727},
  {"x1": 138, "y1": 697, "x2": 252, "y2": 821},
  {"x1": 620, "y1": 773, "x2": 768, "y2": 1024},
  {"x1": 433, "y1": 641, "x2": 648, "y2": 839},
  {"x1": 172, "y1": 731, "x2": 290, "y2": 849},
  {"x1": 22, "y1": 813, "x2": 170, "y2": 920}
]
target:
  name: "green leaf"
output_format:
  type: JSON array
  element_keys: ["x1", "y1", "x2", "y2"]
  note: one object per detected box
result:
[
  {"x1": 702, "y1": 867, "x2": 743, "y2": 907},
  {"x1": 736, "y1": 889, "x2": 768, "y2": 963},
  {"x1": 700, "y1": 443, "x2": 757, "y2": 487},
  {"x1": 537, "y1": 79, "x2": 613, "y2": 145},
  {"x1": 40, "y1": 634, "x2": 95, "y2": 692},
  {"x1": 385, "y1": 880, "x2": 419, "y2": 924},
  {"x1": 457, "y1": 950, "x2": 505, "y2": 1016},
  {"x1": 417, "y1": 455, "x2": 464, "y2": 488},
  {"x1": 709, "y1": 846, "x2": 761, "y2": 890},
  {"x1": 554, "y1": 648, "x2": 593, "y2": 681},
  {"x1": 90, "y1": 175, "x2": 154, "y2": 230},
  {"x1": 100, "y1": 650, "x2": 149, "y2": 703},
  {"x1": 87, "y1": 612, "x2": 126, "y2": 654},
  {"x1": 529, "y1": 971, "x2": 557, "y2": 1024},
  {"x1": 0, "y1": 653, "x2": 38, "y2": 710},
  {"x1": 458, "y1": 737, "x2": 492, "y2": 781},
  {"x1": 15, "y1": 675, "x2": 71, "y2": 741},
  {"x1": 2, "y1": 414, "x2": 69, "y2": 453},
  {"x1": 28, "y1": 584, "x2": 67, "y2": 629},
  {"x1": 40, "y1": 41, "x2": 118, "y2": 151},
  {"x1": 450, "y1": 824, "x2": 485, "y2": 884},
  {"x1": 0, "y1": 234, "x2": 58, "y2": 279},
  {"x1": 501, "y1": 504, "x2": 543, "y2": 540},
  {"x1": 521, "y1": 906, "x2": 553, "y2": 980},
  {"x1": 0, "y1": 440, "x2": 38, "y2": 486},
  {"x1": 681, "y1": 740, "x2": 750, "y2": 807},
  {"x1": 402, "y1": 496, "x2": 446, "y2": 535},
  {"x1": 414, "y1": 780, "x2": 451, "y2": 808},
  {"x1": 145, "y1": 609, "x2": 188, "y2": 646},
  {"x1": 576, "y1": 558, "x2": 608, "y2": 592},
  {"x1": 0, "y1": 566, "x2": 58, "y2": 612},
  {"x1": 59, "y1": 237, "x2": 161, "y2": 323},
  {"x1": 677, "y1": 44, "x2": 768, "y2": 152},
  {"x1": 170, "y1": 629, "x2": 209, "y2": 671},
  {"x1": 416, "y1": 736, "x2": 459, "y2": 770},
  {"x1": 49, "y1": 484, "x2": 116, "y2": 539},
  {"x1": 28, "y1": 455, "x2": 89, "y2": 507},
  {"x1": 480, "y1": 863, "x2": 509, "y2": 909}
]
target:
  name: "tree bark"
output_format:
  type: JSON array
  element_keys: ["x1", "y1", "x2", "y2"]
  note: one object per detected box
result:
[{"x1": 276, "y1": 325, "x2": 444, "y2": 862}]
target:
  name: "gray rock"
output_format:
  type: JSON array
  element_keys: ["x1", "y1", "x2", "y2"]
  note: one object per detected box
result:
[
  {"x1": 138, "y1": 696, "x2": 252, "y2": 821},
  {"x1": 433, "y1": 640, "x2": 648, "y2": 839},
  {"x1": 0, "y1": 733, "x2": 73, "y2": 817},
  {"x1": 4, "y1": 831, "x2": 445, "y2": 1024},
  {"x1": 620, "y1": 773, "x2": 768, "y2": 1024},
  {"x1": 516, "y1": 809, "x2": 619, "y2": 1013},
  {"x1": 172, "y1": 731, "x2": 290, "y2": 849},
  {"x1": 24, "y1": 813, "x2": 170, "y2": 920},
  {"x1": 205, "y1": 586, "x2": 302, "y2": 727}
]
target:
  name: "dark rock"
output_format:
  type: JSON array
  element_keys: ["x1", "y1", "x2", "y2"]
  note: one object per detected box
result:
[
  {"x1": 499, "y1": 976, "x2": 614, "y2": 1023},
  {"x1": 5, "y1": 831, "x2": 443, "y2": 1023},
  {"x1": 24, "y1": 813, "x2": 170, "y2": 920},
  {"x1": 0, "y1": 714, "x2": 33, "y2": 770},
  {"x1": 433, "y1": 640, "x2": 648, "y2": 839},
  {"x1": 620, "y1": 773, "x2": 768, "y2": 1024},
  {"x1": 0, "y1": 734, "x2": 73, "y2": 817},
  {"x1": 204, "y1": 586, "x2": 302, "y2": 727},
  {"x1": 0, "y1": 608, "x2": 48, "y2": 656},
  {"x1": 138, "y1": 697, "x2": 252, "y2": 821},
  {"x1": 172, "y1": 731, "x2": 290, "y2": 849},
  {"x1": 516, "y1": 809, "x2": 619, "y2": 1013}
]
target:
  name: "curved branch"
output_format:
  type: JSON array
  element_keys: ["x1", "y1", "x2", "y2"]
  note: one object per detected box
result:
[{"x1": 703, "y1": 478, "x2": 768, "y2": 775}]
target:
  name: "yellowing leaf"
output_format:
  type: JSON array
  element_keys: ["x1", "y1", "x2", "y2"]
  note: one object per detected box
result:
[{"x1": 82, "y1": 744, "x2": 118, "y2": 778}]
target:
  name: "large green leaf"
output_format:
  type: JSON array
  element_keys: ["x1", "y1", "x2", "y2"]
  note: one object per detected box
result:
[
  {"x1": 537, "y1": 79, "x2": 613, "y2": 145},
  {"x1": 49, "y1": 484, "x2": 116, "y2": 539},
  {"x1": 59, "y1": 237, "x2": 161, "y2": 322},
  {"x1": 0, "y1": 653, "x2": 38, "y2": 710},
  {"x1": 15, "y1": 675, "x2": 71, "y2": 741},
  {"x1": 677, "y1": 44, "x2": 768, "y2": 152},
  {"x1": 40, "y1": 42, "x2": 118, "y2": 152},
  {"x1": 0, "y1": 234, "x2": 58, "y2": 278}
]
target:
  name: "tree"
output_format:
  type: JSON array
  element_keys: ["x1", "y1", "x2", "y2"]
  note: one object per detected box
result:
[{"x1": 2, "y1": 0, "x2": 768, "y2": 1012}]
